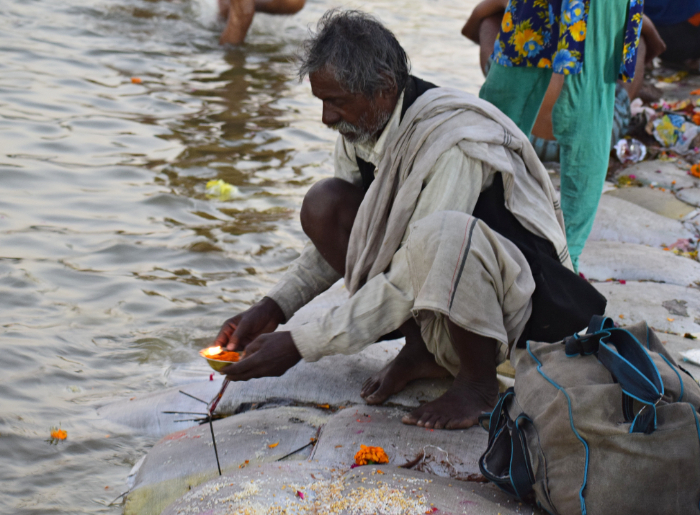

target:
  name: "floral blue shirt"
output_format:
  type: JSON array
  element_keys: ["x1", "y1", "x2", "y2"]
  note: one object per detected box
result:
[{"x1": 491, "y1": 0, "x2": 644, "y2": 82}]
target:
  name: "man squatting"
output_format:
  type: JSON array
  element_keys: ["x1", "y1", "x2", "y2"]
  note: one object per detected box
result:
[{"x1": 215, "y1": 10, "x2": 605, "y2": 429}]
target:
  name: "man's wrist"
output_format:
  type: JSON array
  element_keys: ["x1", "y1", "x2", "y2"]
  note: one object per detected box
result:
[{"x1": 261, "y1": 296, "x2": 286, "y2": 324}]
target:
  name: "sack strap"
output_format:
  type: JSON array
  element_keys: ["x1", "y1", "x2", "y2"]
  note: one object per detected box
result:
[
  {"x1": 565, "y1": 317, "x2": 665, "y2": 433},
  {"x1": 479, "y1": 389, "x2": 534, "y2": 500}
]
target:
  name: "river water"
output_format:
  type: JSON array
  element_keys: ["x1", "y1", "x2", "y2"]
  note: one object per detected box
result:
[{"x1": 0, "y1": 0, "x2": 482, "y2": 512}]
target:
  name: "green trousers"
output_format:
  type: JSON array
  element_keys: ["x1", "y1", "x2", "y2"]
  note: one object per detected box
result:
[{"x1": 479, "y1": 0, "x2": 628, "y2": 270}]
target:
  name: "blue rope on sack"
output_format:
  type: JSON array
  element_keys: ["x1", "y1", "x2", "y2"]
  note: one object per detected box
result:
[{"x1": 563, "y1": 317, "x2": 665, "y2": 434}]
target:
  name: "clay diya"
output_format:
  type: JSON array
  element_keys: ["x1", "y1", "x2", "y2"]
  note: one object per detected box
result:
[{"x1": 199, "y1": 345, "x2": 241, "y2": 372}]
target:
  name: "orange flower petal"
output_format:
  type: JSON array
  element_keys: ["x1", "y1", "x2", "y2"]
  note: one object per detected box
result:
[{"x1": 50, "y1": 428, "x2": 67, "y2": 440}]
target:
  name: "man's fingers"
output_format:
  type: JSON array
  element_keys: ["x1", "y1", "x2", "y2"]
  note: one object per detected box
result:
[
  {"x1": 214, "y1": 314, "x2": 245, "y2": 348},
  {"x1": 214, "y1": 320, "x2": 235, "y2": 348},
  {"x1": 230, "y1": 317, "x2": 256, "y2": 350},
  {"x1": 221, "y1": 351, "x2": 264, "y2": 381}
]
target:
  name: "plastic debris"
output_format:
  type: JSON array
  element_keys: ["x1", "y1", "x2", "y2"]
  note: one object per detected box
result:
[
  {"x1": 652, "y1": 114, "x2": 699, "y2": 152},
  {"x1": 614, "y1": 138, "x2": 646, "y2": 163},
  {"x1": 659, "y1": 70, "x2": 689, "y2": 83},
  {"x1": 205, "y1": 179, "x2": 240, "y2": 200},
  {"x1": 131, "y1": 77, "x2": 142, "y2": 84}
]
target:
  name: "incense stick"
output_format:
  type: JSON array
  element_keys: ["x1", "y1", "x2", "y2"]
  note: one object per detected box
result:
[
  {"x1": 178, "y1": 390, "x2": 208, "y2": 404},
  {"x1": 209, "y1": 417, "x2": 222, "y2": 475},
  {"x1": 162, "y1": 411, "x2": 208, "y2": 415}
]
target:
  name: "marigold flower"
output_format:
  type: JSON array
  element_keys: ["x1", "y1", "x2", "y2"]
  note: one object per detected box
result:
[
  {"x1": 354, "y1": 444, "x2": 389, "y2": 466},
  {"x1": 50, "y1": 427, "x2": 67, "y2": 441}
]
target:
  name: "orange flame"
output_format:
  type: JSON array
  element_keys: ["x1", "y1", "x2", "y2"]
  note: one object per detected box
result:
[{"x1": 199, "y1": 346, "x2": 241, "y2": 362}]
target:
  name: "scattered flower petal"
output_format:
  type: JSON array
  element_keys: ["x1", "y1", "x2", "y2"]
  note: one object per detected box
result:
[
  {"x1": 269, "y1": 442, "x2": 279, "y2": 448},
  {"x1": 50, "y1": 427, "x2": 67, "y2": 442}
]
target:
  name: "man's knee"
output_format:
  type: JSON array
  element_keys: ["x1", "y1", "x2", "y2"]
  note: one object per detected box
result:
[{"x1": 300, "y1": 178, "x2": 363, "y2": 241}]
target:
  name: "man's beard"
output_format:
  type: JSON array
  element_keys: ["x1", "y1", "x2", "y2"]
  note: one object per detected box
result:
[{"x1": 330, "y1": 106, "x2": 392, "y2": 145}]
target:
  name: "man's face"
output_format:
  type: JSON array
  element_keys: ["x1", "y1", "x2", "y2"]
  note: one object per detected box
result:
[{"x1": 309, "y1": 67, "x2": 397, "y2": 144}]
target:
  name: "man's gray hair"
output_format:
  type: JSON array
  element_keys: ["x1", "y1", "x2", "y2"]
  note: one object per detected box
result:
[{"x1": 297, "y1": 10, "x2": 410, "y2": 97}]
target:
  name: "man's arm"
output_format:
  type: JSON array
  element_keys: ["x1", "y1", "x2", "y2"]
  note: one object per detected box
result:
[
  {"x1": 266, "y1": 135, "x2": 362, "y2": 321},
  {"x1": 461, "y1": 0, "x2": 508, "y2": 44}
]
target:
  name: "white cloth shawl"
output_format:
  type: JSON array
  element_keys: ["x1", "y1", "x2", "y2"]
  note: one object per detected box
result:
[{"x1": 344, "y1": 87, "x2": 572, "y2": 295}]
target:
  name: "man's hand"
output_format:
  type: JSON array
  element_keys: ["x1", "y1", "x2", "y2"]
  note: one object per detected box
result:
[
  {"x1": 221, "y1": 331, "x2": 301, "y2": 381},
  {"x1": 214, "y1": 297, "x2": 286, "y2": 351}
]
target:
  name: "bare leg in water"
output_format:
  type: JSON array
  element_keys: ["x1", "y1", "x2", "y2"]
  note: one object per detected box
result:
[
  {"x1": 301, "y1": 177, "x2": 497, "y2": 429},
  {"x1": 218, "y1": 0, "x2": 306, "y2": 45}
]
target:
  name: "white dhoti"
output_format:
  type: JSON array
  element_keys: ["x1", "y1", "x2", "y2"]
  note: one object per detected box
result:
[{"x1": 405, "y1": 211, "x2": 534, "y2": 375}]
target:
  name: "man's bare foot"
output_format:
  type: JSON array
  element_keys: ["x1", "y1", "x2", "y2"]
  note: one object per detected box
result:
[
  {"x1": 360, "y1": 337, "x2": 449, "y2": 405},
  {"x1": 401, "y1": 375, "x2": 498, "y2": 430},
  {"x1": 219, "y1": 0, "x2": 255, "y2": 45}
]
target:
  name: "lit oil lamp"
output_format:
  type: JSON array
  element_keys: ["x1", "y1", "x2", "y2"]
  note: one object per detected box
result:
[{"x1": 199, "y1": 345, "x2": 241, "y2": 372}]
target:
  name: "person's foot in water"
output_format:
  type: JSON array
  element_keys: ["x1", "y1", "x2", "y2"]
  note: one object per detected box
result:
[{"x1": 361, "y1": 320, "x2": 450, "y2": 405}]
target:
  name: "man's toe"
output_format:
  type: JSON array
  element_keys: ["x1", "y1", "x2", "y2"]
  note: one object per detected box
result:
[
  {"x1": 432, "y1": 416, "x2": 450, "y2": 430},
  {"x1": 360, "y1": 378, "x2": 378, "y2": 398},
  {"x1": 402, "y1": 410, "x2": 422, "y2": 425},
  {"x1": 364, "y1": 383, "x2": 393, "y2": 405}
]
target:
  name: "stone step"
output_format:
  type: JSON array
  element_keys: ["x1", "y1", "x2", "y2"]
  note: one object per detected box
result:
[
  {"x1": 594, "y1": 281, "x2": 700, "y2": 335},
  {"x1": 579, "y1": 240, "x2": 700, "y2": 286},
  {"x1": 606, "y1": 187, "x2": 696, "y2": 220},
  {"x1": 589, "y1": 195, "x2": 696, "y2": 247}
]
